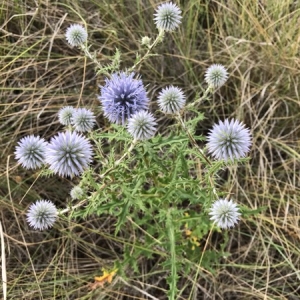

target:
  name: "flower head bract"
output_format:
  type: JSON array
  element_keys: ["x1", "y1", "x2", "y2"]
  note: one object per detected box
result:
[{"x1": 70, "y1": 186, "x2": 84, "y2": 200}]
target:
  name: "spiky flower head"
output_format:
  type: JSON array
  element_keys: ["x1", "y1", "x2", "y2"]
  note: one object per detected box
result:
[
  {"x1": 209, "y1": 198, "x2": 241, "y2": 229},
  {"x1": 154, "y1": 2, "x2": 182, "y2": 32},
  {"x1": 157, "y1": 85, "x2": 186, "y2": 114},
  {"x1": 204, "y1": 64, "x2": 228, "y2": 88},
  {"x1": 65, "y1": 24, "x2": 88, "y2": 47},
  {"x1": 141, "y1": 36, "x2": 151, "y2": 47},
  {"x1": 15, "y1": 135, "x2": 48, "y2": 169},
  {"x1": 71, "y1": 108, "x2": 96, "y2": 132},
  {"x1": 58, "y1": 106, "x2": 75, "y2": 126},
  {"x1": 26, "y1": 200, "x2": 58, "y2": 230},
  {"x1": 45, "y1": 131, "x2": 93, "y2": 177},
  {"x1": 207, "y1": 119, "x2": 251, "y2": 161},
  {"x1": 70, "y1": 186, "x2": 84, "y2": 200},
  {"x1": 127, "y1": 110, "x2": 157, "y2": 141},
  {"x1": 98, "y1": 72, "x2": 149, "y2": 125}
]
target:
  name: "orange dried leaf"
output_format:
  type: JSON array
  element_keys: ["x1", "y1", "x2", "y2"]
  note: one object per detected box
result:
[{"x1": 88, "y1": 269, "x2": 118, "y2": 290}]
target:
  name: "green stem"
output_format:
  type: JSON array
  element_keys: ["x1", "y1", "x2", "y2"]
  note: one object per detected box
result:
[
  {"x1": 128, "y1": 30, "x2": 165, "y2": 72},
  {"x1": 99, "y1": 139, "x2": 137, "y2": 179},
  {"x1": 166, "y1": 210, "x2": 177, "y2": 300},
  {"x1": 80, "y1": 44, "x2": 102, "y2": 70},
  {"x1": 185, "y1": 87, "x2": 211, "y2": 110},
  {"x1": 176, "y1": 113, "x2": 211, "y2": 166}
]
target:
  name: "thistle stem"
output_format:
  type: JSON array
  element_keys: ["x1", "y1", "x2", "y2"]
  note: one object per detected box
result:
[
  {"x1": 176, "y1": 113, "x2": 211, "y2": 166},
  {"x1": 59, "y1": 140, "x2": 137, "y2": 215},
  {"x1": 185, "y1": 87, "x2": 211, "y2": 110},
  {"x1": 129, "y1": 30, "x2": 165, "y2": 72},
  {"x1": 80, "y1": 44, "x2": 102, "y2": 70}
]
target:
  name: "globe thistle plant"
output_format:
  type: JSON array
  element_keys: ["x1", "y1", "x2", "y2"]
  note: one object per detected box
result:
[
  {"x1": 154, "y1": 2, "x2": 182, "y2": 32},
  {"x1": 209, "y1": 199, "x2": 241, "y2": 229},
  {"x1": 46, "y1": 131, "x2": 93, "y2": 177},
  {"x1": 15, "y1": 135, "x2": 48, "y2": 169},
  {"x1": 127, "y1": 110, "x2": 157, "y2": 141},
  {"x1": 204, "y1": 64, "x2": 228, "y2": 89},
  {"x1": 65, "y1": 24, "x2": 88, "y2": 47},
  {"x1": 70, "y1": 186, "x2": 84, "y2": 200},
  {"x1": 58, "y1": 106, "x2": 75, "y2": 126},
  {"x1": 207, "y1": 118, "x2": 251, "y2": 161},
  {"x1": 98, "y1": 72, "x2": 149, "y2": 125},
  {"x1": 26, "y1": 200, "x2": 58, "y2": 230},
  {"x1": 157, "y1": 85, "x2": 186, "y2": 114},
  {"x1": 72, "y1": 108, "x2": 96, "y2": 132}
]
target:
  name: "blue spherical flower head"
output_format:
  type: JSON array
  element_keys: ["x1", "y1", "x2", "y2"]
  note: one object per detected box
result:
[
  {"x1": 204, "y1": 64, "x2": 228, "y2": 89},
  {"x1": 65, "y1": 24, "x2": 88, "y2": 47},
  {"x1": 127, "y1": 110, "x2": 157, "y2": 141},
  {"x1": 15, "y1": 135, "x2": 48, "y2": 169},
  {"x1": 72, "y1": 108, "x2": 96, "y2": 132},
  {"x1": 26, "y1": 200, "x2": 58, "y2": 230},
  {"x1": 46, "y1": 131, "x2": 93, "y2": 177},
  {"x1": 58, "y1": 106, "x2": 75, "y2": 126},
  {"x1": 154, "y1": 2, "x2": 182, "y2": 32},
  {"x1": 157, "y1": 85, "x2": 186, "y2": 114},
  {"x1": 207, "y1": 118, "x2": 251, "y2": 161},
  {"x1": 98, "y1": 72, "x2": 149, "y2": 125},
  {"x1": 209, "y1": 199, "x2": 241, "y2": 229}
]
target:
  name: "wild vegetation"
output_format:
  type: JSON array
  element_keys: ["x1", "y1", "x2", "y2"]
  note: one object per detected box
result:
[{"x1": 1, "y1": 0, "x2": 300, "y2": 299}]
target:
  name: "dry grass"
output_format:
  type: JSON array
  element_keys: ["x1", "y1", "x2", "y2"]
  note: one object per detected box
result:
[{"x1": 1, "y1": 0, "x2": 300, "y2": 299}]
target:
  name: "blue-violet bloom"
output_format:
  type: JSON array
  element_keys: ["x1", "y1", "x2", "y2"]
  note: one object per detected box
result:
[
  {"x1": 207, "y1": 118, "x2": 251, "y2": 161},
  {"x1": 157, "y1": 85, "x2": 186, "y2": 113},
  {"x1": 204, "y1": 64, "x2": 228, "y2": 89},
  {"x1": 98, "y1": 72, "x2": 149, "y2": 125},
  {"x1": 154, "y1": 2, "x2": 182, "y2": 32},
  {"x1": 46, "y1": 131, "x2": 93, "y2": 177},
  {"x1": 26, "y1": 200, "x2": 58, "y2": 230},
  {"x1": 127, "y1": 110, "x2": 157, "y2": 141},
  {"x1": 15, "y1": 135, "x2": 48, "y2": 169},
  {"x1": 209, "y1": 199, "x2": 241, "y2": 229},
  {"x1": 58, "y1": 106, "x2": 75, "y2": 126},
  {"x1": 65, "y1": 24, "x2": 88, "y2": 47},
  {"x1": 72, "y1": 108, "x2": 96, "y2": 132}
]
